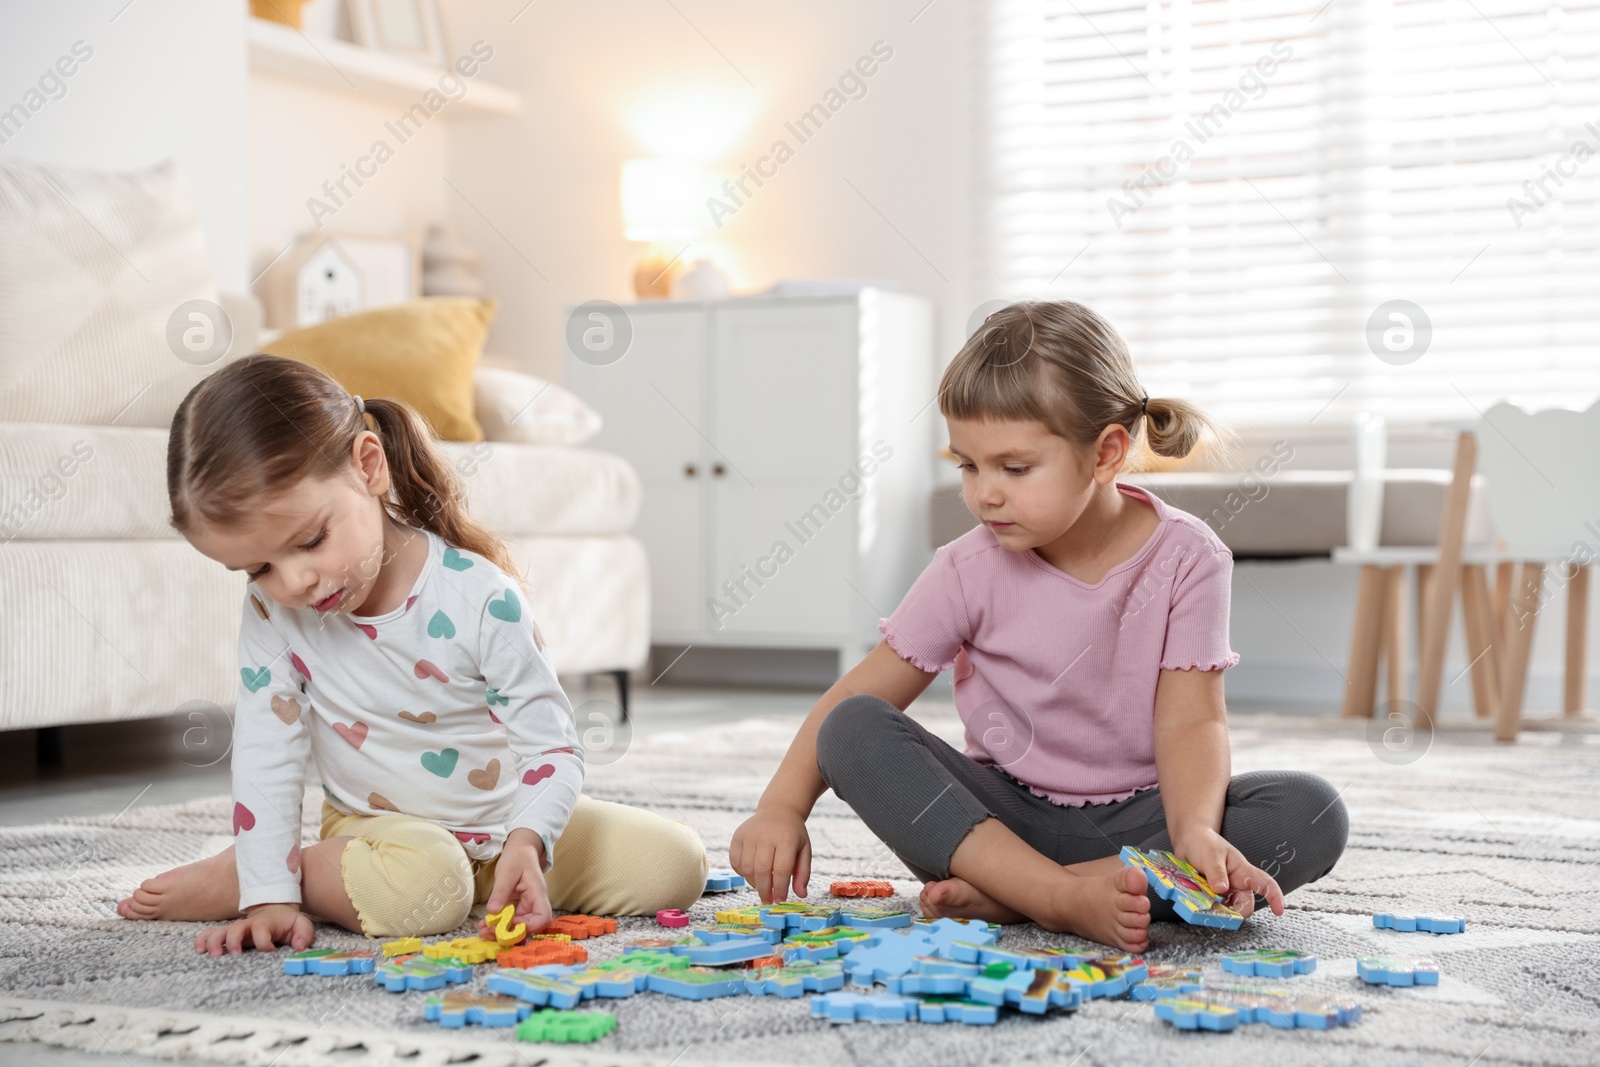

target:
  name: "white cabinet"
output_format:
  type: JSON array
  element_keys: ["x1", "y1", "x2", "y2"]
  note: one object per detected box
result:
[{"x1": 565, "y1": 290, "x2": 934, "y2": 674}]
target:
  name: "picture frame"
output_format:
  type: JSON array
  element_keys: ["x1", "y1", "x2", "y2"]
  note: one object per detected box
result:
[{"x1": 348, "y1": 0, "x2": 447, "y2": 67}]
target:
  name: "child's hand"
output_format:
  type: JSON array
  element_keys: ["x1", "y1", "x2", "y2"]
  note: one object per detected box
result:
[
  {"x1": 479, "y1": 829, "x2": 553, "y2": 939},
  {"x1": 1171, "y1": 826, "x2": 1285, "y2": 917},
  {"x1": 195, "y1": 902, "x2": 313, "y2": 957},
  {"x1": 729, "y1": 806, "x2": 812, "y2": 905}
]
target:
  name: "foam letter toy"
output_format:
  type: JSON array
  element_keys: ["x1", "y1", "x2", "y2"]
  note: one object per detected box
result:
[
  {"x1": 496, "y1": 940, "x2": 589, "y2": 968},
  {"x1": 540, "y1": 915, "x2": 618, "y2": 940},
  {"x1": 381, "y1": 937, "x2": 421, "y2": 958},
  {"x1": 423, "y1": 937, "x2": 502, "y2": 964},
  {"x1": 830, "y1": 880, "x2": 894, "y2": 897},
  {"x1": 485, "y1": 904, "x2": 526, "y2": 947},
  {"x1": 1120, "y1": 846, "x2": 1244, "y2": 929},
  {"x1": 423, "y1": 992, "x2": 534, "y2": 1029},
  {"x1": 656, "y1": 908, "x2": 691, "y2": 927}
]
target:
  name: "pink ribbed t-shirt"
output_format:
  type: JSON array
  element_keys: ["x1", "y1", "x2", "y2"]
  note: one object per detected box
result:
[{"x1": 879, "y1": 482, "x2": 1240, "y2": 806}]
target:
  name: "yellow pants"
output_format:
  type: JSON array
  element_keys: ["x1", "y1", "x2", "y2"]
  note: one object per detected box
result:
[{"x1": 318, "y1": 795, "x2": 709, "y2": 937}]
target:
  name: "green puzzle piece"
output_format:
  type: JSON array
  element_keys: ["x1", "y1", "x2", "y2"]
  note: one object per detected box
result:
[{"x1": 515, "y1": 1010, "x2": 617, "y2": 1043}]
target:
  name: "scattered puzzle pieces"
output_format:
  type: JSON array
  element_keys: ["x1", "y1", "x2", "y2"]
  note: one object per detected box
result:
[
  {"x1": 746, "y1": 960, "x2": 847, "y2": 997},
  {"x1": 540, "y1": 915, "x2": 618, "y2": 940},
  {"x1": 485, "y1": 904, "x2": 527, "y2": 947},
  {"x1": 283, "y1": 949, "x2": 375, "y2": 976},
  {"x1": 373, "y1": 956, "x2": 473, "y2": 992},
  {"x1": 1221, "y1": 950, "x2": 1317, "y2": 978},
  {"x1": 704, "y1": 868, "x2": 747, "y2": 892},
  {"x1": 656, "y1": 909, "x2": 691, "y2": 927},
  {"x1": 1120, "y1": 846, "x2": 1244, "y2": 930},
  {"x1": 1373, "y1": 913, "x2": 1466, "y2": 935},
  {"x1": 423, "y1": 992, "x2": 533, "y2": 1028},
  {"x1": 810, "y1": 992, "x2": 919, "y2": 1024},
  {"x1": 1357, "y1": 956, "x2": 1440, "y2": 986},
  {"x1": 830, "y1": 880, "x2": 893, "y2": 897},
  {"x1": 514, "y1": 1010, "x2": 616, "y2": 1044},
  {"x1": 496, "y1": 940, "x2": 589, "y2": 968}
]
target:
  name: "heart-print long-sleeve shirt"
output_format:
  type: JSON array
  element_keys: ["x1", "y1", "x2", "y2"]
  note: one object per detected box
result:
[{"x1": 229, "y1": 526, "x2": 584, "y2": 911}]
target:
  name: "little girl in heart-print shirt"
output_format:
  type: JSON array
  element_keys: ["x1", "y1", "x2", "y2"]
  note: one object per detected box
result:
[{"x1": 230, "y1": 525, "x2": 583, "y2": 911}]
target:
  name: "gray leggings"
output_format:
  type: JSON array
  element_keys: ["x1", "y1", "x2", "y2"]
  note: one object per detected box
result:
[{"x1": 815, "y1": 695, "x2": 1348, "y2": 921}]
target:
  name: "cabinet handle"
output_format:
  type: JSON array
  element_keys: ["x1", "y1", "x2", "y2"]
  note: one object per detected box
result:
[
  {"x1": 713, "y1": 463, "x2": 726, "y2": 477},
  {"x1": 684, "y1": 464, "x2": 698, "y2": 478}
]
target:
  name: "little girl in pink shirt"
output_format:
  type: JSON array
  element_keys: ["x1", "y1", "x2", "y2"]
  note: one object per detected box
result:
[{"x1": 729, "y1": 300, "x2": 1347, "y2": 951}]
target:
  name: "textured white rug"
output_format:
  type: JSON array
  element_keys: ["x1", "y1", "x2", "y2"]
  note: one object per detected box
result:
[{"x1": 2, "y1": 706, "x2": 1598, "y2": 1066}]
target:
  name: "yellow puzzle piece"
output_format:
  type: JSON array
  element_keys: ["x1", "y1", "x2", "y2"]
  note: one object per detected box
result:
[{"x1": 423, "y1": 937, "x2": 503, "y2": 964}]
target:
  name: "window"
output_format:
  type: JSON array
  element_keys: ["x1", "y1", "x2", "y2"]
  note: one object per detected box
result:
[{"x1": 972, "y1": 0, "x2": 1600, "y2": 429}]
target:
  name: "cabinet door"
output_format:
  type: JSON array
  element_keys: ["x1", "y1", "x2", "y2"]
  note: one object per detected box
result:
[
  {"x1": 565, "y1": 307, "x2": 705, "y2": 637},
  {"x1": 707, "y1": 301, "x2": 859, "y2": 637}
]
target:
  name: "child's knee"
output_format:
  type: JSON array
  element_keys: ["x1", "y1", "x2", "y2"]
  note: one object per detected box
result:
[
  {"x1": 342, "y1": 828, "x2": 475, "y2": 937},
  {"x1": 648, "y1": 818, "x2": 710, "y2": 912},
  {"x1": 1296, "y1": 771, "x2": 1349, "y2": 864},
  {"x1": 816, "y1": 694, "x2": 896, "y2": 786}
]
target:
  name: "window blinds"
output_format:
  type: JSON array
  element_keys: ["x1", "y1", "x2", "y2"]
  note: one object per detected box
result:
[{"x1": 971, "y1": 0, "x2": 1600, "y2": 429}]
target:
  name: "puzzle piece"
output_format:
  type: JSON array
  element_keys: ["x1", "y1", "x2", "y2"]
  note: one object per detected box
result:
[
  {"x1": 760, "y1": 902, "x2": 844, "y2": 932},
  {"x1": 1220, "y1": 950, "x2": 1317, "y2": 978},
  {"x1": 704, "y1": 868, "x2": 747, "y2": 892},
  {"x1": 911, "y1": 917, "x2": 1000, "y2": 949},
  {"x1": 830, "y1": 880, "x2": 894, "y2": 897},
  {"x1": 485, "y1": 968, "x2": 583, "y2": 1010},
  {"x1": 1060, "y1": 954, "x2": 1149, "y2": 999},
  {"x1": 646, "y1": 965, "x2": 750, "y2": 1000},
  {"x1": 1155, "y1": 997, "x2": 1242, "y2": 1032},
  {"x1": 973, "y1": 966, "x2": 1085, "y2": 1015},
  {"x1": 745, "y1": 960, "x2": 847, "y2": 997},
  {"x1": 1357, "y1": 956, "x2": 1440, "y2": 986},
  {"x1": 837, "y1": 906, "x2": 914, "y2": 929},
  {"x1": 283, "y1": 949, "x2": 375, "y2": 976},
  {"x1": 598, "y1": 950, "x2": 690, "y2": 975},
  {"x1": 1127, "y1": 963, "x2": 1205, "y2": 1001},
  {"x1": 656, "y1": 909, "x2": 691, "y2": 927},
  {"x1": 423, "y1": 992, "x2": 534, "y2": 1029},
  {"x1": 514, "y1": 1010, "x2": 617, "y2": 1044},
  {"x1": 885, "y1": 958, "x2": 983, "y2": 996},
  {"x1": 715, "y1": 905, "x2": 765, "y2": 926},
  {"x1": 1120, "y1": 846, "x2": 1244, "y2": 929},
  {"x1": 381, "y1": 937, "x2": 421, "y2": 957},
  {"x1": 540, "y1": 915, "x2": 617, "y2": 940},
  {"x1": 842, "y1": 930, "x2": 940, "y2": 986},
  {"x1": 1373, "y1": 913, "x2": 1466, "y2": 935},
  {"x1": 912, "y1": 996, "x2": 1001, "y2": 1025},
  {"x1": 945, "y1": 941, "x2": 1085, "y2": 971},
  {"x1": 745, "y1": 953, "x2": 786, "y2": 969},
  {"x1": 496, "y1": 940, "x2": 589, "y2": 968},
  {"x1": 810, "y1": 993, "x2": 920, "y2": 1024},
  {"x1": 677, "y1": 934, "x2": 775, "y2": 966},
  {"x1": 424, "y1": 938, "x2": 502, "y2": 964},
  {"x1": 485, "y1": 904, "x2": 527, "y2": 947},
  {"x1": 780, "y1": 926, "x2": 874, "y2": 962},
  {"x1": 1164, "y1": 983, "x2": 1362, "y2": 1030},
  {"x1": 619, "y1": 936, "x2": 695, "y2": 954},
  {"x1": 373, "y1": 956, "x2": 474, "y2": 992},
  {"x1": 691, "y1": 924, "x2": 782, "y2": 945}
]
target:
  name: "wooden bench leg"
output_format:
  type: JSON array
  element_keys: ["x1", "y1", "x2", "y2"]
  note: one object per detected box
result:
[
  {"x1": 1415, "y1": 563, "x2": 1435, "y2": 667},
  {"x1": 1566, "y1": 562, "x2": 1588, "y2": 716},
  {"x1": 1494, "y1": 560, "x2": 1515, "y2": 648},
  {"x1": 1461, "y1": 564, "x2": 1499, "y2": 721},
  {"x1": 1382, "y1": 565, "x2": 1407, "y2": 706},
  {"x1": 1343, "y1": 564, "x2": 1387, "y2": 719},
  {"x1": 1496, "y1": 562, "x2": 1545, "y2": 742}
]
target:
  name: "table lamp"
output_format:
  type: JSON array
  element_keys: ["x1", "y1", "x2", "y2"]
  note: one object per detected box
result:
[{"x1": 621, "y1": 157, "x2": 705, "y2": 298}]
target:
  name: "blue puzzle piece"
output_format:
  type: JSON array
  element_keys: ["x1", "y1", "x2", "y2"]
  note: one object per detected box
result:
[
  {"x1": 1155, "y1": 997, "x2": 1243, "y2": 1032},
  {"x1": 678, "y1": 935, "x2": 775, "y2": 966},
  {"x1": 913, "y1": 996, "x2": 1000, "y2": 1025},
  {"x1": 745, "y1": 960, "x2": 846, "y2": 998},
  {"x1": 487, "y1": 968, "x2": 586, "y2": 1010},
  {"x1": 837, "y1": 907, "x2": 914, "y2": 929},
  {"x1": 283, "y1": 949, "x2": 375, "y2": 976},
  {"x1": 779, "y1": 927, "x2": 874, "y2": 962},
  {"x1": 946, "y1": 941, "x2": 1085, "y2": 971},
  {"x1": 1060, "y1": 954, "x2": 1149, "y2": 999},
  {"x1": 1373, "y1": 913, "x2": 1466, "y2": 935},
  {"x1": 1128, "y1": 963, "x2": 1205, "y2": 1001},
  {"x1": 886, "y1": 961, "x2": 976, "y2": 997},
  {"x1": 423, "y1": 994, "x2": 534, "y2": 1029},
  {"x1": 990, "y1": 968, "x2": 1084, "y2": 1015},
  {"x1": 810, "y1": 993, "x2": 920, "y2": 1024},
  {"x1": 373, "y1": 956, "x2": 473, "y2": 992},
  {"x1": 1357, "y1": 956, "x2": 1440, "y2": 986},
  {"x1": 908, "y1": 917, "x2": 1000, "y2": 952},
  {"x1": 646, "y1": 966, "x2": 750, "y2": 1000},
  {"x1": 843, "y1": 931, "x2": 940, "y2": 986},
  {"x1": 1220, "y1": 950, "x2": 1317, "y2": 978},
  {"x1": 1120, "y1": 846, "x2": 1244, "y2": 930},
  {"x1": 691, "y1": 924, "x2": 782, "y2": 945},
  {"x1": 1172, "y1": 984, "x2": 1362, "y2": 1030},
  {"x1": 704, "y1": 868, "x2": 747, "y2": 892}
]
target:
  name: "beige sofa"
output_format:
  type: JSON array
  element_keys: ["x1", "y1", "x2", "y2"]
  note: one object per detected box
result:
[{"x1": 0, "y1": 159, "x2": 648, "y2": 761}]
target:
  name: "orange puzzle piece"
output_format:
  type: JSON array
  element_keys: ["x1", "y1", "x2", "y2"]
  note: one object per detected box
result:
[
  {"x1": 830, "y1": 880, "x2": 894, "y2": 898},
  {"x1": 496, "y1": 940, "x2": 589, "y2": 968},
  {"x1": 538, "y1": 915, "x2": 618, "y2": 940}
]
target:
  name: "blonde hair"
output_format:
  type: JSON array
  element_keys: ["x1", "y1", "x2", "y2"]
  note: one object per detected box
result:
[
  {"x1": 167, "y1": 353, "x2": 526, "y2": 590},
  {"x1": 940, "y1": 301, "x2": 1236, "y2": 470}
]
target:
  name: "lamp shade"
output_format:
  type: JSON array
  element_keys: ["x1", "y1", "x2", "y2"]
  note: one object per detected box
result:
[{"x1": 620, "y1": 158, "x2": 705, "y2": 243}]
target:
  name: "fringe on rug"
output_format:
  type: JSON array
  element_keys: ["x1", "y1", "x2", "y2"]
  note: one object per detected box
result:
[{"x1": 0, "y1": 997, "x2": 667, "y2": 1067}]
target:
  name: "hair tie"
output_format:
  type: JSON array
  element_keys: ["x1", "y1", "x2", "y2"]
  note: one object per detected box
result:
[
  {"x1": 1140, "y1": 396, "x2": 1149, "y2": 415},
  {"x1": 353, "y1": 395, "x2": 366, "y2": 416}
]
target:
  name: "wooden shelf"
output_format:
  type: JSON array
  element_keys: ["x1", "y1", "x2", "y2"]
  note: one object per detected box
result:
[{"x1": 247, "y1": 18, "x2": 521, "y2": 117}]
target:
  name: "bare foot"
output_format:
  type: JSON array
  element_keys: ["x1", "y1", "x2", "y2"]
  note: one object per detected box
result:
[
  {"x1": 117, "y1": 847, "x2": 241, "y2": 922},
  {"x1": 919, "y1": 876, "x2": 1029, "y2": 925},
  {"x1": 1039, "y1": 864, "x2": 1152, "y2": 952}
]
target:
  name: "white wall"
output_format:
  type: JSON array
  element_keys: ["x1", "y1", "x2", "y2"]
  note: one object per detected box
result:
[{"x1": 0, "y1": 0, "x2": 248, "y2": 291}]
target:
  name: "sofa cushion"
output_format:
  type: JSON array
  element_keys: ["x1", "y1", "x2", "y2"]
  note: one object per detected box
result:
[
  {"x1": 0, "y1": 158, "x2": 234, "y2": 428},
  {"x1": 475, "y1": 365, "x2": 601, "y2": 446},
  {"x1": 0, "y1": 423, "x2": 640, "y2": 541},
  {"x1": 260, "y1": 297, "x2": 493, "y2": 442}
]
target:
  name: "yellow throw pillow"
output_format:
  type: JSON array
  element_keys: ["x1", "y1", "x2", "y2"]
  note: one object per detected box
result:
[{"x1": 260, "y1": 297, "x2": 494, "y2": 442}]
